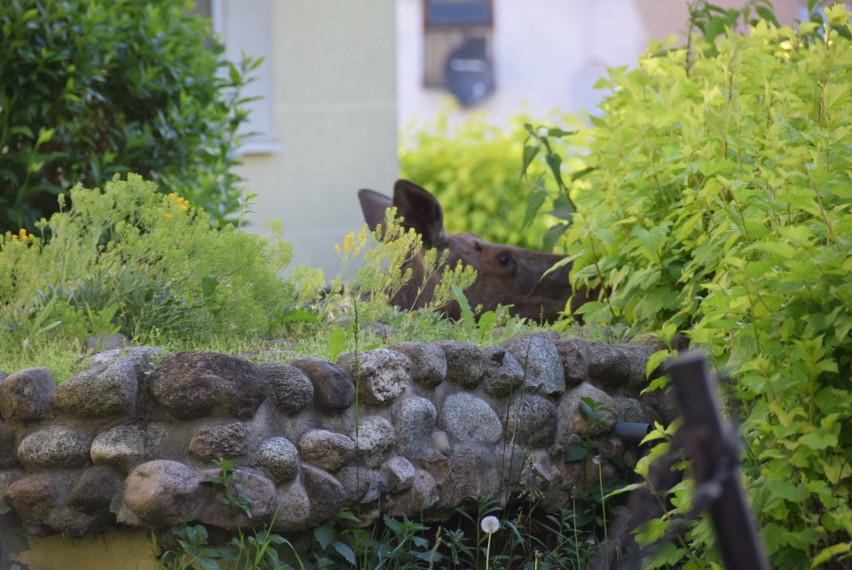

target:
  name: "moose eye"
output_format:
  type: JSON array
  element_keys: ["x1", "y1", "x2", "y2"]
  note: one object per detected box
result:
[{"x1": 497, "y1": 252, "x2": 512, "y2": 267}]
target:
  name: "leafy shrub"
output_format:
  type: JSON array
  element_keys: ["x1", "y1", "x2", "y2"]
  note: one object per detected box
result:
[
  {"x1": 400, "y1": 114, "x2": 585, "y2": 251},
  {"x1": 0, "y1": 174, "x2": 296, "y2": 366},
  {"x1": 528, "y1": 4, "x2": 850, "y2": 568},
  {"x1": 0, "y1": 0, "x2": 257, "y2": 233}
]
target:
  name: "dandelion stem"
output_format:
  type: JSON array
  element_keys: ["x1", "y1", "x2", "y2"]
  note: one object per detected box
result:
[{"x1": 598, "y1": 461, "x2": 608, "y2": 543}]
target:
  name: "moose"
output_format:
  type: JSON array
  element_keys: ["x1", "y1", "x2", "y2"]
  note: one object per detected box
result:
[{"x1": 358, "y1": 179, "x2": 590, "y2": 321}]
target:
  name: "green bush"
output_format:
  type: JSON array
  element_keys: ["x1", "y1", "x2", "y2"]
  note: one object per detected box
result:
[
  {"x1": 0, "y1": 174, "x2": 296, "y2": 366},
  {"x1": 0, "y1": 0, "x2": 257, "y2": 233},
  {"x1": 400, "y1": 114, "x2": 585, "y2": 251},
  {"x1": 529, "y1": 4, "x2": 850, "y2": 568}
]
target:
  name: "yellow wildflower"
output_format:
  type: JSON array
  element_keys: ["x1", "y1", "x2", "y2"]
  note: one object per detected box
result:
[
  {"x1": 342, "y1": 231, "x2": 355, "y2": 253},
  {"x1": 165, "y1": 192, "x2": 189, "y2": 212},
  {"x1": 11, "y1": 229, "x2": 35, "y2": 242}
]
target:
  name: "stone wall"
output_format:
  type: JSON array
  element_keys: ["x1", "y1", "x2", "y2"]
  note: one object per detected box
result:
[{"x1": 0, "y1": 333, "x2": 665, "y2": 540}]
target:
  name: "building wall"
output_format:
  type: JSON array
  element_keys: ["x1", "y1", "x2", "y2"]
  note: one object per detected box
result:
[
  {"x1": 225, "y1": 0, "x2": 815, "y2": 279},
  {"x1": 397, "y1": 0, "x2": 807, "y2": 129},
  {"x1": 229, "y1": 0, "x2": 399, "y2": 278}
]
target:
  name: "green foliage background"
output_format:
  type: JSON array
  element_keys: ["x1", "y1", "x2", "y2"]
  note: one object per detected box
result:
[
  {"x1": 0, "y1": 175, "x2": 296, "y2": 366},
  {"x1": 0, "y1": 0, "x2": 257, "y2": 232},
  {"x1": 527, "y1": 5, "x2": 850, "y2": 568},
  {"x1": 400, "y1": 114, "x2": 584, "y2": 251}
]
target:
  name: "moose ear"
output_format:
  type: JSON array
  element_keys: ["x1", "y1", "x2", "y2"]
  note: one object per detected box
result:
[
  {"x1": 393, "y1": 179, "x2": 448, "y2": 249},
  {"x1": 358, "y1": 189, "x2": 394, "y2": 232}
]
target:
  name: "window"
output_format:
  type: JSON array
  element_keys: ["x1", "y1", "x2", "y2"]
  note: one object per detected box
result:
[
  {"x1": 422, "y1": 0, "x2": 495, "y2": 106},
  {"x1": 196, "y1": 0, "x2": 279, "y2": 154}
]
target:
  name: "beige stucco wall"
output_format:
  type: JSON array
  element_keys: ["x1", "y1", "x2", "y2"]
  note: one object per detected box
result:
[{"x1": 238, "y1": 0, "x2": 399, "y2": 279}]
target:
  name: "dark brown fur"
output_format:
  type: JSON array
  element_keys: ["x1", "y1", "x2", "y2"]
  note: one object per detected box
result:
[{"x1": 358, "y1": 180, "x2": 591, "y2": 321}]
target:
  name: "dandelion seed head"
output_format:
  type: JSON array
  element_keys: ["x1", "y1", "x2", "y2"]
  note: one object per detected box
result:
[{"x1": 480, "y1": 515, "x2": 500, "y2": 534}]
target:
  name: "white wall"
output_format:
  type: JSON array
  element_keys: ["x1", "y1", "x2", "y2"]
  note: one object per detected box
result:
[
  {"x1": 223, "y1": 0, "x2": 399, "y2": 278},
  {"x1": 397, "y1": 0, "x2": 806, "y2": 129},
  {"x1": 397, "y1": 0, "x2": 648, "y2": 128}
]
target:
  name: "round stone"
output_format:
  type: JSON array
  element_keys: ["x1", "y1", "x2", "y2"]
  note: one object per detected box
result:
[
  {"x1": 256, "y1": 437, "x2": 300, "y2": 483},
  {"x1": 440, "y1": 393, "x2": 502, "y2": 445}
]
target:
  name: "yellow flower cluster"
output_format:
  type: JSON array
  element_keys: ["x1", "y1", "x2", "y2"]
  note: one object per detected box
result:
[
  {"x1": 334, "y1": 226, "x2": 369, "y2": 257},
  {"x1": 163, "y1": 193, "x2": 190, "y2": 220},
  {"x1": 168, "y1": 192, "x2": 190, "y2": 212},
  {"x1": 11, "y1": 228, "x2": 35, "y2": 242}
]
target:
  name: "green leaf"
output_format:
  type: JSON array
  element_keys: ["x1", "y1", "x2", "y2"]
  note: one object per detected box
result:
[
  {"x1": 545, "y1": 152, "x2": 564, "y2": 189},
  {"x1": 313, "y1": 524, "x2": 335, "y2": 550},
  {"x1": 761, "y1": 523, "x2": 788, "y2": 555},
  {"x1": 564, "y1": 442, "x2": 589, "y2": 462},
  {"x1": 332, "y1": 541, "x2": 356, "y2": 565},
  {"x1": 521, "y1": 189, "x2": 547, "y2": 230},
  {"x1": 521, "y1": 144, "x2": 540, "y2": 175},
  {"x1": 755, "y1": 6, "x2": 779, "y2": 27},
  {"x1": 799, "y1": 430, "x2": 837, "y2": 450},
  {"x1": 276, "y1": 308, "x2": 320, "y2": 324},
  {"x1": 451, "y1": 284, "x2": 474, "y2": 322},
  {"x1": 811, "y1": 542, "x2": 851, "y2": 568},
  {"x1": 766, "y1": 479, "x2": 806, "y2": 503},
  {"x1": 35, "y1": 127, "x2": 54, "y2": 147},
  {"x1": 327, "y1": 327, "x2": 347, "y2": 362},
  {"x1": 548, "y1": 193, "x2": 575, "y2": 220},
  {"x1": 337, "y1": 509, "x2": 360, "y2": 523},
  {"x1": 642, "y1": 375, "x2": 669, "y2": 393},
  {"x1": 542, "y1": 223, "x2": 569, "y2": 252},
  {"x1": 200, "y1": 276, "x2": 219, "y2": 299},
  {"x1": 646, "y1": 349, "x2": 671, "y2": 379},
  {"x1": 197, "y1": 558, "x2": 221, "y2": 570},
  {"x1": 477, "y1": 310, "x2": 497, "y2": 341},
  {"x1": 547, "y1": 127, "x2": 577, "y2": 138},
  {"x1": 642, "y1": 541, "x2": 686, "y2": 569},
  {"x1": 570, "y1": 166, "x2": 596, "y2": 182}
]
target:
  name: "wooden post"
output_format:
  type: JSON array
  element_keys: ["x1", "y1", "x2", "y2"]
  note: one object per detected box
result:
[{"x1": 665, "y1": 351, "x2": 769, "y2": 570}]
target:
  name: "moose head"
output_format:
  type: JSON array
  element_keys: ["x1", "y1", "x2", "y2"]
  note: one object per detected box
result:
[{"x1": 358, "y1": 179, "x2": 589, "y2": 321}]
